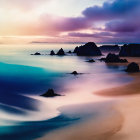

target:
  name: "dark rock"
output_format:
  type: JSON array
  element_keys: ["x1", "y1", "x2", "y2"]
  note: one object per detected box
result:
[
  {"x1": 100, "y1": 45, "x2": 120, "y2": 53},
  {"x1": 67, "y1": 50, "x2": 72, "y2": 53},
  {"x1": 105, "y1": 53, "x2": 128, "y2": 63},
  {"x1": 99, "y1": 53, "x2": 128, "y2": 63},
  {"x1": 119, "y1": 59, "x2": 128, "y2": 63},
  {"x1": 57, "y1": 48, "x2": 65, "y2": 55},
  {"x1": 119, "y1": 44, "x2": 140, "y2": 57},
  {"x1": 41, "y1": 89, "x2": 60, "y2": 97},
  {"x1": 71, "y1": 71, "x2": 78, "y2": 75},
  {"x1": 126, "y1": 62, "x2": 139, "y2": 72},
  {"x1": 73, "y1": 47, "x2": 79, "y2": 53},
  {"x1": 105, "y1": 53, "x2": 120, "y2": 63},
  {"x1": 74, "y1": 42, "x2": 102, "y2": 56},
  {"x1": 50, "y1": 50, "x2": 55, "y2": 55},
  {"x1": 86, "y1": 59, "x2": 95, "y2": 63},
  {"x1": 31, "y1": 52, "x2": 41, "y2": 55}
]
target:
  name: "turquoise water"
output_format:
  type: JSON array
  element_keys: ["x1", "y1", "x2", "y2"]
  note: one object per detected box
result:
[{"x1": 0, "y1": 44, "x2": 132, "y2": 140}]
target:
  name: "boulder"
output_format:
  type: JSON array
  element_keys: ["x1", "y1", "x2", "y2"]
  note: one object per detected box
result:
[
  {"x1": 57, "y1": 48, "x2": 65, "y2": 55},
  {"x1": 67, "y1": 50, "x2": 72, "y2": 53},
  {"x1": 126, "y1": 62, "x2": 139, "y2": 72},
  {"x1": 50, "y1": 50, "x2": 55, "y2": 55},
  {"x1": 31, "y1": 52, "x2": 41, "y2": 55},
  {"x1": 74, "y1": 42, "x2": 102, "y2": 56},
  {"x1": 71, "y1": 71, "x2": 78, "y2": 75},
  {"x1": 99, "y1": 53, "x2": 128, "y2": 63},
  {"x1": 119, "y1": 44, "x2": 140, "y2": 57},
  {"x1": 41, "y1": 89, "x2": 60, "y2": 97},
  {"x1": 105, "y1": 53, "x2": 128, "y2": 63}
]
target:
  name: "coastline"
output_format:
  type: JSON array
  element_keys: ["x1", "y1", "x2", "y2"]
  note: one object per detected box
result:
[
  {"x1": 98, "y1": 57, "x2": 140, "y2": 140},
  {"x1": 37, "y1": 102, "x2": 124, "y2": 140},
  {"x1": 96, "y1": 57, "x2": 140, "y2": 96},
  {"x1": 37, "y1": 57, "x2": 140, "y2": 140}
]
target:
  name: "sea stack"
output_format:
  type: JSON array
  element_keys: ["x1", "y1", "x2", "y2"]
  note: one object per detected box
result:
[
  {"x1": 57, "y1": 48, "x2": 65, "y2": 56},
  {"x1": 126, "y1": 62, "x2": 140, "y2": 72},
  {"x1": 105, "y1": 53, "x2": 128, "y2": 63},
  {"x1": 74, "y1": 42, "x2": 102, "y2": 56},
  {"x1": 71, "y1": 71, "x2": 78, "y2": 75},
  {"x1": 119, "y1": 44, "x2": 140, "y2": 57},
  {"x1": 41, "y1": 89, "x2": 60, "y2": 97},
  {"x1": 50, "y1": 50, "x2": 55, "y2": 55}
]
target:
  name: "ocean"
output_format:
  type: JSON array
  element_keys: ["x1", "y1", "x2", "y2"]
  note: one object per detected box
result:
[{"x1": 0, "y1": 43, "x2": 131, "y2": 140}]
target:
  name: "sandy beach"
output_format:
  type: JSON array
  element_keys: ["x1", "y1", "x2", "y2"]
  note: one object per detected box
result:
[{"x1": 37, "y1": 57, "x2": 140, "y2": 140}]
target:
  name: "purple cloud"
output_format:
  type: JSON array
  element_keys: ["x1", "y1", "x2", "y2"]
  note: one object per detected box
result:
[
  {"x1": 105, "y1": 19, "x2": 140, "y2": 33},
  {"x1": 66, "y1": 0, "x2": 140, "y2": 43},
  {"x1": 82, "y1": 0, "x2": 140, "y2": 21},
  {"x1": 69, "y1": 32, "x2": 113, "y2": 38}
]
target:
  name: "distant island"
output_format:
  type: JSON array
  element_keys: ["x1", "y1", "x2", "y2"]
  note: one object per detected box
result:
[{"x1": 30, "y1": 41, "x2": 86, "y2": 44}]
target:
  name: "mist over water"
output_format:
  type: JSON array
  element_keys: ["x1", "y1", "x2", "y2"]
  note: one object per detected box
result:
[{"x1": 0, "y1": 43, "x2": 132, "y2": 140}]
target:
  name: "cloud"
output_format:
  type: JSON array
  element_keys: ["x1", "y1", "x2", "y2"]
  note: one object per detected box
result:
[
  {"x1": 39, "y1": 0, "x2": 140, "y2": 34},
  {"x1": 68, "y1": 31, "x2": 113, "y2": 38},
  {"x1": 105, "y1": 19, "x2": 140, "y2": 33},
  {"x1": 39, "y1": 15, "x2": 91, "y2": 33},
  {"x1": 82, "y1": 0, "x2": 140, "y2": 21},
  {"x1": 1, "y1": 0, "x2": 140, "y2": 43}
]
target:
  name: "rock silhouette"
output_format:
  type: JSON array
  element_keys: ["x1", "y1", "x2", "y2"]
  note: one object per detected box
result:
[
  {"x1": 67, "y1": 50, "x2": 72, "y2": 53},
  {"x1": 71, "y1": 71, "x2": 78, "y2": 75},
  {"x1": 41, "y1": 89, "x2": 60, "y2": 97},
  {"x1": 74, "y1": 42, "x2": 102, "y2": 56},
  {"x1": 73, "y1": 47, "x2": 79, "y2": 53},
  {"x1": 126, "y1": 62, "x2": 139, "y2": 72},
  {"x1": 119, "y1": 44, "x2": 140, "y2": 57},
  {"x1": 50, "y1": 50, "x2": 55, "y2": 55},
  {"x1": 31, "y1": 52, "x2": 41, "y2": 55},
  {"x1": 101, "y1": 53, "x2": 128, "y2": 63},
  {"x1": 57, "y1": 48, "x2": 65, "y2": 55}
]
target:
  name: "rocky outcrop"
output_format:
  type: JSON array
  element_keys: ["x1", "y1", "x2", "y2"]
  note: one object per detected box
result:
[
  {"x1": 73, "y1": 47, "x2": 79, "y2": 53},
  {"x1": 31, "y1": 52, "x2": 41, "y2": 55},
  {"x1": 101, "y1": 53, "x2": 128, "y2": 63},
  {"x1": 126, "y1": 62, "x2": 139, "y2": 72},
  {"x1": 100, "y1": 45, "x2": 120, "y2": 53},
  {"x1": 50, "y1": 50, "x2": 55, "y2": 55},
  {"x1": 67, "y1": 51, "x2": 72, "y2": 53},
  {"x1": 119, "y1": 44, "x2": 140, "y2": 57},
  {"x1": 41, "y1": 89, "x2": 60, "y2": 97},
  {"x1": 57, "y1": 48, "x2": 65, "y2": 55},
  {"x1": 71, "y1": 71, "x2": 78, "y2": 75},
  {"x1": 73, "y1": 42, "x2": 102, "y2": 56}
]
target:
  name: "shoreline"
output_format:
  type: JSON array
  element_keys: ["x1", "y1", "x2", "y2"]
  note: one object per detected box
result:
[
  {"x1": 37, "y1": 57, "x2": 140, "y2": 140},
  {"x1": 95, "y1": 57, "x2": 140, "y2": 96},
  {"x1": 37, "y1": 101, "x2": 124, "y2": 140}
]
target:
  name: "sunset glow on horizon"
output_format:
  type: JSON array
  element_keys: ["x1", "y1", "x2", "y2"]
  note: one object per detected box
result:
[{"x1": 0, "y1": 0, "x2": 140, "y2": 44}]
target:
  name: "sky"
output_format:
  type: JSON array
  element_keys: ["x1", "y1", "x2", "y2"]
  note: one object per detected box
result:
[{"x1": 0, "y1": 0, "x2": 140, "y2": 44}]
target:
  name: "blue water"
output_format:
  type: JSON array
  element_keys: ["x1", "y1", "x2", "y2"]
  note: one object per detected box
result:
[{"x1": 0, "y1": 44, "x2": 132, "y2": 140}]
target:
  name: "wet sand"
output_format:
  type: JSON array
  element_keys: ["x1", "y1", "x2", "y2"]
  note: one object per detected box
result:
[
  {"x1": 37, "y1": 57, "x2": 140, "y2": 140},
  {"x1": 37, "y1": 103, "x2": 124, "y2": 140},
  {"x1": 104, "y1": 57, "x2": 140, "y2": 140}
]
